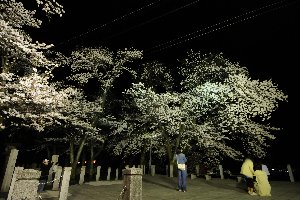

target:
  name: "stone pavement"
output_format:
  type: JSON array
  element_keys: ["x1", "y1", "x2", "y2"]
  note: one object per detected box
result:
[{"x1": 2, "y1": 175, "x2": 299, "y2": 200}]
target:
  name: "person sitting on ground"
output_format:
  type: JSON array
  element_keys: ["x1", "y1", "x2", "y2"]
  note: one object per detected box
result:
[
  {"x1": 240, "y1": 156, "x2": 257, "y2": 195},
  {"x1": 254, "y1": 163, "x2": 272, "y2": 196}
]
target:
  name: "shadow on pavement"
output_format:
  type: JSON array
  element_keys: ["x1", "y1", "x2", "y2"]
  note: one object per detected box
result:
[
  {"x1": 143, "y1": 175, "x2": 177, "y2": 190},
  {"x1": 203, "y1": 180, "x2": 246, "y2": 194}
]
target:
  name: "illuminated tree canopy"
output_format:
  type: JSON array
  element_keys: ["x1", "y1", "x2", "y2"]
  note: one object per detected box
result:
[{"x1": 123, "y1": 52, "x2": 288, "y2": 165}]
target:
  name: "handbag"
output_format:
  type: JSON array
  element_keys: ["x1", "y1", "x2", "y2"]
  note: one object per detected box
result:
[{"x1": 177, "y1": 163, "x2": 186, "y2": 170}]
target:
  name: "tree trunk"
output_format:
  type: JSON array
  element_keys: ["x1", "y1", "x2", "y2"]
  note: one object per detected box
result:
[
  {"x1": 1, "y1": 55, "x2": 8, "y2": 73},
  {"x1": 88, "y1": 141, "x2": 103, "y2": 180},
  {"x1": 140, "y1": 146, "x2": 146, "y2": 165},
  {"x1": 88, "y1": 141, "x2": 94, "y2": 180},
  {"x1": 81, "y1": 151, "x2": 86, "y2": 166},
  {"x1": 69, "y1": 135, "x2": 87, "y2": 182},
  {"x1": 164, "y1": 124, "x2": 184, "y2": 168}
]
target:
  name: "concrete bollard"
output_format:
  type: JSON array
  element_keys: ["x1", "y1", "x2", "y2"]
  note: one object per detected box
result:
[
  {"x1": 115, "y1": 168, "x2": 119, "y2": 180},
  {"x1": 79, "y1": 166, "x2": 86, "y2": 185},
  {"x1": 151, "y1": 165, "x2": 155, "y2": 176},
  {"x1": 59, "y1": 167, "x2": 72, "y2": 200},
  {"x1": 96, "y1": 166, "x2": 101, "y2": 181},
  {"x1": 52, "y1": 166, "x2": 62, "y2": 190},
  {"x1": 122, "y1": 168, "x2": 142, "y2": 200},
  {"x1": 107, "y1": 167, "x2": 111, "y2": 181},
  {"x1": 1, "y1": 149, "x2": 19, "y2": 192},
  {"x1": 287, "y1": 164, "x2": 295, "y2": 182},
  {"x1": 9, "y1": 169, "x2": 40, "y2": 200},
  {"x1": 219, "y1": 165, "x2": 224, "y2": 179}
]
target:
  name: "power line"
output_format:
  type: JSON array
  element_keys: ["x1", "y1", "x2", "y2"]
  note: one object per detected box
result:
[
  {"x1": 98, "y1": 0, "x2": 202, "y2": 43},
  {"x1": 144, "y1": 0, "x2": 297, "y2": 56},
  {"x1": 53, "y1": 0, "x2": 162, "y2": 48},
  {"x1": 144, "y1": 0, "x2": 284, "y2": 53}
]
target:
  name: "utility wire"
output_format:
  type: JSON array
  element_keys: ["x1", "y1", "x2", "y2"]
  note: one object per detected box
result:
[
  {"x1": 53, "y1": 0, "x2": 162, "y2": 48},
  {"x1": 144, "y1": 0, "x2": 297, "y2": 56},
  {"x1": 98, "y1": 0, "x2": 202, "y2": 43},
  {"x1": 144, "y1": 0, "x2": 285, "y2": 53}
]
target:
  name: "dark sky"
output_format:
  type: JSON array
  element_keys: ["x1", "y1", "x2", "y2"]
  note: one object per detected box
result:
[
  {"x1": 29, "y1": 0, "x2": 299, "y2": 164},
  {"x1": 32, "y1": 0, "x2": 298, "y2": 90}
]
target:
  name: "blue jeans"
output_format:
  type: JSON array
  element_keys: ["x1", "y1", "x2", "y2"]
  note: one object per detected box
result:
[
  {"x1": 37, "y1": 179, "x2": 47, "y2": 193},
  {"x1": 178, "y1": 169, "x2": 187, "y2": 191}
]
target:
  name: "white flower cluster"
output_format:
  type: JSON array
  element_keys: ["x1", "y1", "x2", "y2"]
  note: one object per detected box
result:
[
  {"x1": 35, "y1": 0, "x2": 65, "y2": 17},
  {"x1": 123, "y1": 52, "x2": 288, "y2": 163},
  {"x1": 0, "y1": 0, "x2": 42, "y2": 28},
  {"x1": 0, "y1": 0, "x2": 58, "y2": 67}
]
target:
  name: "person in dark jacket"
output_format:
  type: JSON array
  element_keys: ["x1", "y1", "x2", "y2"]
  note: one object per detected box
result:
[{"x1": 37, "y1": 159, "x2": 53, "y2": 195}]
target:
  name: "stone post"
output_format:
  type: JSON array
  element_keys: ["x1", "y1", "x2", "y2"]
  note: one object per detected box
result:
[
  {"x1": 191, "y1": 174, "x2": 197, "y2": 180},
  {"x1": 237, "y1": 176, "x2": 242, "y2": 182},
  {"x1": 7, "y1": 167, "x2": 24, "y2": 200},
  {"x1": 9, "y1": 169, "x2": 41, "y2": 200},
  {"x1": 196, "y1": 165, "x2": 200, "y2": 176},
  {"x1": 219, "y1": 165, "x2": 224, "y2": 179},
  {"x1": 1, "y1": 149, "x2": 19, "y2": 192},
  {"x1": 51, "y1": 155, "x2": 59, "y2": 164},
  {"x1": 287, "y1": 164, "x2": 295, "y2": 182},
  {"x1": 166, "y1": 165, "x2": 168, "y2": 176},
  {"x1": 205, "y1": 174, "x2": 211, "y2": 180},
  {"x1": 107, "y1": 167, "x2": 111, "y2": 181},
  {"x1": 79, "y1": 166, "x2": 86, "y2": 185},
  {"x1": 96, "y1": 166, "x2": 101, "y2": 181},
  {"x1": 140, "y1": 165, "x2": 143, "y2": 174},
  {"x1": 151, "y1": 165, "x2": 155, "y2": 176},
  {"x1": 58, "y1": 167, "x2": 71, "y2": 200},
  {"x1": 169, "y1": 164, "x2": 174, "y2": 178},
  {"x1": 47, "y1": 155, "x2": 59, "y2": 185},
  {"x1": 115, "y1": 168, "x2": 119, "y2": 180},
  {"x1": 122, "y1": 168, "x2": 142, "y2": 200},
  {"x1": 52, "y1": 166, "x2": 62, "y2": 190}
]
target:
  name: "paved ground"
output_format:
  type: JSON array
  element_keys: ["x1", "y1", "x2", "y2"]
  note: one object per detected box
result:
[{"x1": 1, "y1": 175, "x2": 300, "y2": 200}]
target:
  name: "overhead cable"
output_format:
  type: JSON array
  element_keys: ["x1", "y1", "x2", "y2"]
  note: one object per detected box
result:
[{"x1": 144, "y1": 0, "x2": 297, "y2": 56}]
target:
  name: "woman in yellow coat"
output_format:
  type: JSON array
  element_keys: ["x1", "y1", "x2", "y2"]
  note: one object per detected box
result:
[
  {"x1": 240, "y1": 157, "x2": 256, "y2": 195},
  {"x1": 254, "y1": 164, "x2": 271, "y2": 196}
]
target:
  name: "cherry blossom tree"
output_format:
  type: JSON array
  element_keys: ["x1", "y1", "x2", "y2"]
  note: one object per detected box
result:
[
  {"x1": 50, "y1": 47, "x2": 143, "y2": 179},
  {"x1": 125, "y1": 51, "x2": 288, "y2": 167},
  {"x1": 0, "y1": 0, "x2": 64, "y2": 69},
  {"x1": 111, "y1": 60, "x2": 174, "y2": 166},
  {"x1": 1, "y1": 2, "x2": 109, "y2": 180},
  {"x1": 1, "y1": 0, "x2": 65, "y2": 129}
]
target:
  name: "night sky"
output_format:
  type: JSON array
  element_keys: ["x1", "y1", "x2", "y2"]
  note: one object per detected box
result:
[{"x1": 28, "y1": 0, "x2": 299, "y2": 164}]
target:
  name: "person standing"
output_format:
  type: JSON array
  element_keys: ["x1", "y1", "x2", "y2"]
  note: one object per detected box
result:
[
  {"x1": 240, "y1": 157, "x2": 257, "y2": 195},
  {"x1": 256, "y1": 160, "x2": 270, "y2": 177},
  {"x1": 262, "y1": 164, "x2": 270, "y2": 176},
  {"x1": 176, "y1": 149, "x2": 187, "y2": 192},
  {"x1": 37, "y1": 159, "x2": 53, "y2": 198}
]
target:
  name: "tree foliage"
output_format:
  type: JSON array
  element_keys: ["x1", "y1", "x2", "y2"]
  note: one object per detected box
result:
[
  {"x1": 124, "y1": 51, "x2": 288, "y2": 166},
  {"x1": 0, "y1": 0, "x2": 63, "y2": 68}
]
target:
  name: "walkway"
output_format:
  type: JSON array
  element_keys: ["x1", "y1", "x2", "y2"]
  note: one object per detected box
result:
[{"x1": 2, "y1": 175, "x2": 300, "y2": 200}]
